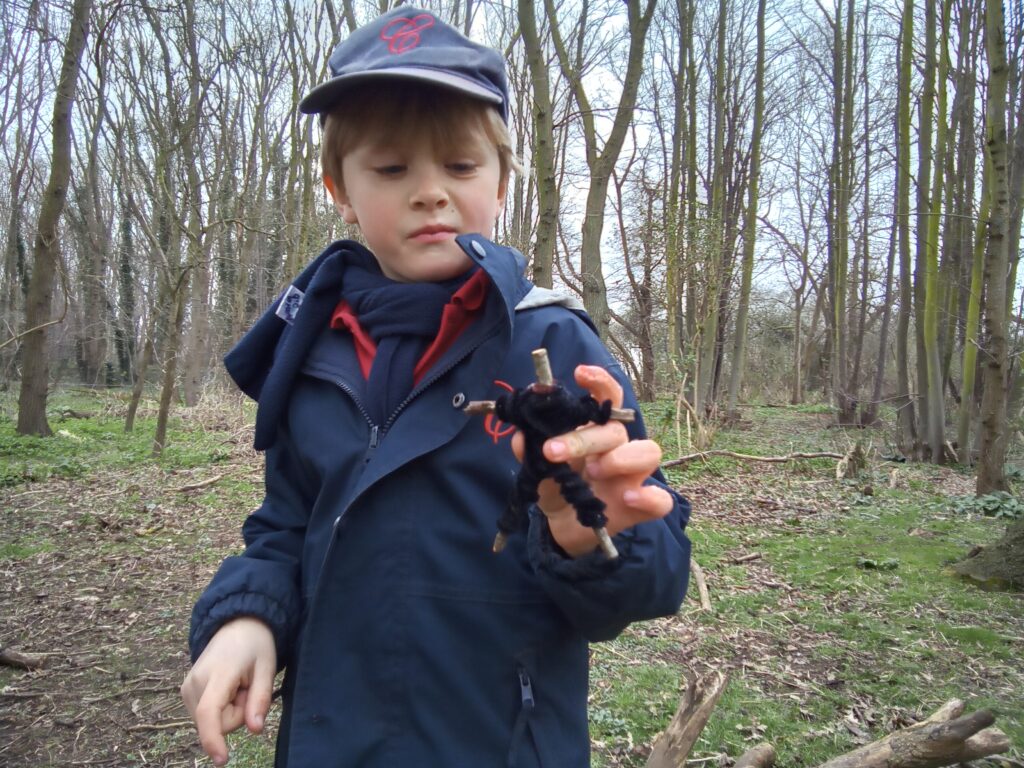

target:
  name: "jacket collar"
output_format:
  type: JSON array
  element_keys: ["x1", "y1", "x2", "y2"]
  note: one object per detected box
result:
[{"x1": 225, "y1": 236, "x2": 531, "y2": 451}]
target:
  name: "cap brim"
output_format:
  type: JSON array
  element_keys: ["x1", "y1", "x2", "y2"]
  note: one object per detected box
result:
[{"x1": 299, "y1": 68, "x2": 504, "y2": 115}]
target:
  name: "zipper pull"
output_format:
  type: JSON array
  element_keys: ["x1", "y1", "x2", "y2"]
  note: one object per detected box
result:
[
  {"x1": 369, "y1": 425, "x2": 379, "y2": 449},
  {"x1": 518, "y1": 667, "x2": 535, "y2": 710}
]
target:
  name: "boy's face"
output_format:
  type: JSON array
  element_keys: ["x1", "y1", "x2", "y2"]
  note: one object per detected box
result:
[{"x1": 328, "y1": 129, "x2": 506, "y2": 283}]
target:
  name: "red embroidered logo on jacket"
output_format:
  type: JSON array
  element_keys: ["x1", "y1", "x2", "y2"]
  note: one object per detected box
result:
[
  {"x1": 484, "y1": 381, "x2": 516, "y2": 444},
  {"x1": 380, "y1": 15, "x2": 435, "y2": 54}
]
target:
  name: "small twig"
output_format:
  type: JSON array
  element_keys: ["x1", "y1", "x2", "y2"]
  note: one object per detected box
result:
[
  {"x1": 126, "y1": 720, "x2": 193, "y2": 732},
  {"x1": 173, "y1": 473, "x2": 225, "y2": 492},
  {"x1": 732, "y1": 552, "x2": 763, "y2": 564},
  {"x1": 690, "y1": 560, "x2": 712, "y2": 611},
  {"x1": 532, "y1": 348, "x2": 554, "y2": 386}
]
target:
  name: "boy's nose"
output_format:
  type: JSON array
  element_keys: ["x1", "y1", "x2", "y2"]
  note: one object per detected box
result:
[{"x1": 410, "y1": 171, "x2": 449, "y2": 210}]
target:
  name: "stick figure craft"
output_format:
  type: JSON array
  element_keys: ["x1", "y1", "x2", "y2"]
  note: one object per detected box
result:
[{"x1": 464, "y1": 349, "x2": 636, "y2": 559}]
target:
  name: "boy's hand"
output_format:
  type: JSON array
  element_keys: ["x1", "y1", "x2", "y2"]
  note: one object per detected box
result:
[
  {"x1": 512, "y1": 364, "x2": 673, "y2": 557},
  {"x1": 180, "y1": 617, "x2": 276, "y2": 766}
]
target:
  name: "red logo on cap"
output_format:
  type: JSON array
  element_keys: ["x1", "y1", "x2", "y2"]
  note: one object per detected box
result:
[{"x1": 381, "y1": 14, "x2": 435, "y2": 54}]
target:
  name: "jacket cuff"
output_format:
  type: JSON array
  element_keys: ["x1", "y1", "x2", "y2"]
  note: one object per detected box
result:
[
  {"x1": 527, "y1": 507, "x2": 631, "y2": 581},
  {"x1": 189, "y1": 590, "x2": 294, "y2": 669}
]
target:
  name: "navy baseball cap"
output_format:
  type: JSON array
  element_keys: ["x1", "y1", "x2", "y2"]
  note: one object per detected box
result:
[{"x1": 299, "y1": 6, "x2": 508, "y2": 122}]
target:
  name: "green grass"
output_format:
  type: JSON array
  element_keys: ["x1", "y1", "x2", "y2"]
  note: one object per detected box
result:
[
  {"x1": 2, "y1": 391, "x2": 1020, "y2": 765},
  {"x1": 592, "y1": 401, "x2": 1023, "y2": 766},
  {"x1": 0, "y1": 406, "x2": 233, "y2": 489}
]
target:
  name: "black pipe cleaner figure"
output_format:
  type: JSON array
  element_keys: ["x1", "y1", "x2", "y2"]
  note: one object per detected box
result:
[{"x1": 465, "y1": 349, "x2": 634, "y2": 559}]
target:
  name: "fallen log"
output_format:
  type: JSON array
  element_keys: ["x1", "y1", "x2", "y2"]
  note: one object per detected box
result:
[
  {"x1": 643, "y1": 690, "x2": 1010, "y2": 768},
  {"x1": 0, "y1": 647, "x2": 47, "y2": 670},
  {"x1": 815, "y1": 699, "x2": 1010, "y2": 768},
  {"x1": 645, "y1": 671, "x2": 728, "y2": 768}
]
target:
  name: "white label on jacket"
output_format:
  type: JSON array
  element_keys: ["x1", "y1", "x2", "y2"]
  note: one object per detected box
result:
[{"x1": 276, "y1": 285, "x2": 304, "y2": 325}]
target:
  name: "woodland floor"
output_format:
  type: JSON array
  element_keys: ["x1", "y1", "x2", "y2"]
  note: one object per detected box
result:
[{"x1": 0, "y1": 392, "x2": 1022, "y2": 767}]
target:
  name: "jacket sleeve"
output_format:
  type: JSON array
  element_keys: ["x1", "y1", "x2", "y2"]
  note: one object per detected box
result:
[
  {"x1": 524, "y1": 314, "x2": 692, "y2": 642},
  {"x1": 188, "y1": 423, "x2": 312, "y2": 667}
]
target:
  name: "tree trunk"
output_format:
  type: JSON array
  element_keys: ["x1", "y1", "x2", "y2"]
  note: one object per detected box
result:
[
  {"x1": 913, "y1": 0, "x2": 938, "y2": 449},
  {"x1": 957, "y1": 157, "x2": 990, "y2": 463},
  {"x1": 894, "y1": 0, "x2": 918, "y2": 454},
  {"x1": 17, "y1": 0, "x2": 94, "y2": 436},
  {"x1": 922, "y1": 0, "x2": 953, "y2": 461},
  {"x1": 518, "y1": 0, "x2": 557, "y2": 289},
  {"x1": 726, "y1": 0, "x2": 766, "y2": 418},
  {"x1": 663, "y1": 0, "x2": 692, "y2": 370},
  {"x1": 696, "y1": 0, "x2": 728, "y2": 415},
  {"x1": 542, "y1": 0, "x2": 656, "y2": 339},
  {"x1": 153, "y1": 272, "x2": 189, "y2": 456},
  {"x1": 976, "y1": 0, "x2": 1012, "y2": 494}
]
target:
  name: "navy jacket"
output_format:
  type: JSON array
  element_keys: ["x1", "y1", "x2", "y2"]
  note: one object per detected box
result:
[{"x1": 190, "y1": 235, "x2": 691, "y2": 767}]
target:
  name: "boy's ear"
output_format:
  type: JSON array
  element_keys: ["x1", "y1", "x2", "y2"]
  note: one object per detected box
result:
[{"x1": 324, "y1": 175, "x2": 358, "y2": 225}]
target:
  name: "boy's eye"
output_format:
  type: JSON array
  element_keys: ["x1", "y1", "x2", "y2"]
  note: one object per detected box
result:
[
  {"x1": 374, "y1": 165, "x2": 405, "y2": 176},
  {"x1": 447, "y1": 162, "x2": 478, "y2": 174}
]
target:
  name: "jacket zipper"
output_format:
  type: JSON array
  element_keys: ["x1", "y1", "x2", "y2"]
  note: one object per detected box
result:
[
  {"x1": 306, "y1": 327, "x2": 500, "y2": 674},
  {"x1": 507, "y1": 666, "x2": 535, "y2": 767}
]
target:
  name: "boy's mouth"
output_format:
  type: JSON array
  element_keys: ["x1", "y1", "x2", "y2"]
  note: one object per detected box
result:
[{"x1": 410, "y1": 224, "x2": 457, "y2": 243}]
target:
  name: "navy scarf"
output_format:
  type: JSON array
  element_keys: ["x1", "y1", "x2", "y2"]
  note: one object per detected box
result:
[{"x1": 340, "y1": 248, "x2": 475, "y2": 426}]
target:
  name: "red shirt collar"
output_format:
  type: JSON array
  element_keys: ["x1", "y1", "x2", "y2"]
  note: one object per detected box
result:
[{"x1": 330, "y1": 269, "x2": 491, "y2": 384}]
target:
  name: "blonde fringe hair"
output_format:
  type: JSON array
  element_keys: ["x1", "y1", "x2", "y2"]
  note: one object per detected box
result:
[{"x1": 320, "y1": 82, "x2": 522, "y2": 191}]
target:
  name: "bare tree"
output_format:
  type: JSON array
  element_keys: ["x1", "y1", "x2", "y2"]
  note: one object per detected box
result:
[
  {"x1": 518, "y1": 0, "x2": 558, "y2": 288},
  {"x1": 542, "y1": 0, "x2": 657, "y2": 339},
  {"x1": 725, "y1": 0, "x2": 766, "y2": 416},
  {"x1": 17, "y1": 0, "x2": 94, "y2": 437}
]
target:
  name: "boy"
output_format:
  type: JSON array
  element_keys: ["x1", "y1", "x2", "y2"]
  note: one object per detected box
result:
[{"x1": 181, "y1": 7, "x2": 691, "y2": 767}]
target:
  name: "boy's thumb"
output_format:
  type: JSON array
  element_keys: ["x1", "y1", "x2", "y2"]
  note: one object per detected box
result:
[{"x1": 246, "y1": 655, "x2": 275, "y2": 734}]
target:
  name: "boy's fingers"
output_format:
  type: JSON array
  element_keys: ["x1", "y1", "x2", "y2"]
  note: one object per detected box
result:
[
  {"x1": 585, "y1": 440, "x2": 662, "y2": 479},
  {"x1": 194, "y1": 681, "x2": 239, "y2": 766},
  {"x1": 545, "y1": 421, "x2": 628, "y2": 463},
  {"x1": 246, "y1": 655, "x2": 276, "y2": 734},
  {"x1": 622, "y1": 484, "x2": 674, "y2": 518},
  {"x1": 574, "y1": 365, "x2": 624, "y2": 409}
]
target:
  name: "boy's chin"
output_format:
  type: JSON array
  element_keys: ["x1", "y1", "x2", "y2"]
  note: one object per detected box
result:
[{"x1": 382, "y1": 253, "x2": 475, "y2": 283}]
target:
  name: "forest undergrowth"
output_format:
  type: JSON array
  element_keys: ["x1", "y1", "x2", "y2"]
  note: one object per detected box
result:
[{"x1": 0, "y1": 389, "x2": 1021, "y2": 767}]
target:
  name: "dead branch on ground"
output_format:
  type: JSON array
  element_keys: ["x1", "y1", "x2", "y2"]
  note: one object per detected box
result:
[
  {"x1": 689, "y1": 559, "x2": 712, "y2": 611},
  {"x1": 662, "y1": 450, "x2": 843, "y2": 468},
  {"x1": 645, "y1": 671, "x2": 728, "y2": 768},
  {"x1": 0, "y1": 647, "x2": 48, "y2": 670}
]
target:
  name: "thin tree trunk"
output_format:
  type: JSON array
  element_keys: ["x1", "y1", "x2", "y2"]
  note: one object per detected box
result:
[
  {"x1": 726, "y1": 0, "x2": 766, "y2": 417},
  {"x1": 913, "y1": 0, "x2": 939, "y2": 448},
  {"x1": 865, "y1": 180, "x2": 897, "y2": 427},
  {"x1": 697, "y1": 0, "x2": 728, "y2": 415},
  {"x1": 518, "y1": 0, "x2": 557, "y2": 289},
  {"x1": 665, "y1": 0, "x2": 692, "y2": 368},
  {"x1": 17, "y1": 0, "x2": 93, "y2": 437},
  {"x1": 895, "y1": 0, "x2": 919, "y2": 453},
  {"x1": 976, "y1": 0, "x2": 1012, "y2": 494},
  {"x1": 922, "y1": 0, "x2": 953, "y2": 462},
  {"x1": 542, "y1": 0, "x2": 656, "y2": 339},
  {"x1": 957, "y1": 165, "x2": 989, "y2": 462},
  {"x1": 153, "y1": 271, "x2": 189, "y2": 456},
  {"x1": 851, "y1": 2, "x2": 872, "y2": 414}
]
